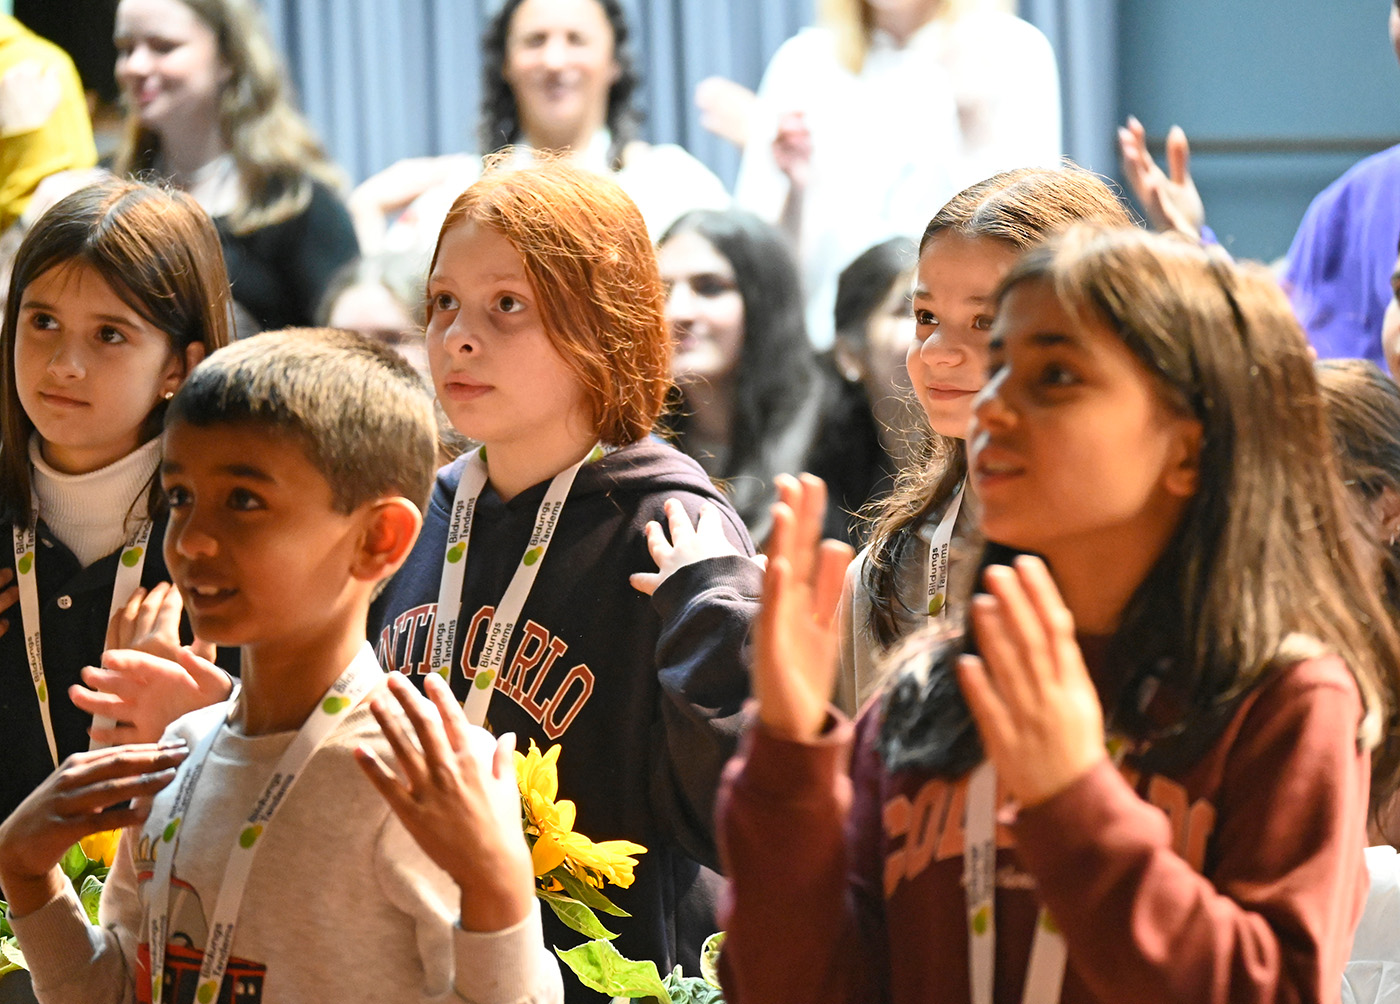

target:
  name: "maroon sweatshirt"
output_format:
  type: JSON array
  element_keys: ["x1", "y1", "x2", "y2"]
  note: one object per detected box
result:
[{"x1": 717, "y1": 654, "x2": 1369, "y2": 1004}]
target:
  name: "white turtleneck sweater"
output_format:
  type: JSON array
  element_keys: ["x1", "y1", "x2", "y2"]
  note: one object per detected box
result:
[{"x1": 28, "y1": 435, "x2": 161, "y2": 567}]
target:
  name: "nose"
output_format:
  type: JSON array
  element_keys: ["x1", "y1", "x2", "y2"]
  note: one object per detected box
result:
[
  {"x1": 916, "y1": 328, "x2": 968, "y2": 369},
  {"x1": 118, "y1": 42, "x2": 152, "y2": 79},
  {"x1": 971, "y1": 366, "x2": 1014, "y2": 428},
  {"x1": 541, "y1": 34, "x2": 569, "y2": 70},
  {"x1": 440, "y1": 311, "x2": 479, "y2": 356},
  {"x1": 169, "y1": 506, "x2": 218, "y2": 561},
  {"x1": 666, "y1": 282, "x2": 698, "y2": 327},
  {"x1": 46, "y1": 336, "x2": 84, "y2": 380}
]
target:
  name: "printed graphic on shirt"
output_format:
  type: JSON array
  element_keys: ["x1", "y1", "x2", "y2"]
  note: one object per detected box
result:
[
  {"x1": 882, "y1": 764, "x2": 1217, "y2": 897},
  {"x1": 376, "y1": 603, "x2": 595, "y2": 739},
  {"x1": 130, "y1": 833, "x2": 268, "y2": 1004}
]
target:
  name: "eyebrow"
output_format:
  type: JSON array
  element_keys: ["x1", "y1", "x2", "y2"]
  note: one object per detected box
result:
[
  {"x1": 161, "y1": 461, "x2": 276, "y2": 482},
  {"x1": 1023, "y1": 331, "x2": 1085, "y2": 351},
  {"x1": 20, "y1": 299, "x2": 136, "y2": 325},
  {"x1": 911, "y1": 286, "x2": 995, "y2": 306}
]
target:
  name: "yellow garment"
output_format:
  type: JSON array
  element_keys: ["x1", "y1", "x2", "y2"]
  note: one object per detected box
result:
[{"x1": 0, "y1": 16, "x2": 96, "y2": 232}]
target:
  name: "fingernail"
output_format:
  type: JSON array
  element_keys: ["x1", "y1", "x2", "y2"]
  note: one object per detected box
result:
[{"x1": 159, "y1": 738, "x2": 189, "y2": 750}]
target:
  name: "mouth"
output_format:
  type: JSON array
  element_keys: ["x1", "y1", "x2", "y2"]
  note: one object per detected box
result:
[
  {"x1": 181, "y1": 582, "x2": 238, "y2": 612},
  {"x1": 970, "y1": 439, "x2": 1024, "y2": 488},
  {"x1": 440, "y1": 374, "x2": 492, "y2": 402},
  {"x1": 37, "y1": 390, "x2": 88, "y2": 409},
  {"x1": 922, "y1": 384, "x2": 976, "y2": 402}
]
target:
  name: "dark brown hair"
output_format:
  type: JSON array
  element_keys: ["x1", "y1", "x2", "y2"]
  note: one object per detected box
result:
[
  {"x1": 0, "y1": 178, "x2": 232, "y2": 524},
  {"x1": 863, "y1": 166, "x2": 1133, "y2": 647},
  {"x1": 429, "y1": 157, "x2": 670, "y2": 446}
]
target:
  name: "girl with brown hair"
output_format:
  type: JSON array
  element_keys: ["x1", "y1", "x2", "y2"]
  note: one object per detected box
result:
[
  {"x1": 0, "y1": 177, "x2": 231, "y2": 824},
  {"x1": 720, "y1": 225, "x2": 1400, "y2": 1004}
]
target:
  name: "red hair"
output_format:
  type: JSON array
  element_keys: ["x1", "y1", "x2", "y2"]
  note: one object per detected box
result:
[{"x1": 430, "y1": 156, "x2": 670, "y2": 446}]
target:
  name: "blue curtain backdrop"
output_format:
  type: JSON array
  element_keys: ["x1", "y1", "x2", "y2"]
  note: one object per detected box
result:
[{"x1": 260, "y1": 1, "x2": 1110, "y2": 189}]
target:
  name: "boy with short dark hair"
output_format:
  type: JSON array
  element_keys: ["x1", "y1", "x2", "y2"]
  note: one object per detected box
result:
[{"x1": 0, "y1": 329, "x2": 561, "y2": 1004}]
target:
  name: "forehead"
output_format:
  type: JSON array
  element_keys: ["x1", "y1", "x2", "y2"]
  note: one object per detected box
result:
[
  {"x1": 657, "y1": 230, "x2": 734, "y2": 278},
  {"x1": 915, "y1": 232, "x2": 1019, "y2": 302},
  {"x1": 114, "y1": 0, "x2": 209, "y2": 37},
  {"x1": 163, "y1": 419, "x2": 328, "y2": 485},
  {"x1": 508, "y1": 0, "x2": 614, "y2": 38},
  {"x1": 431, "y1": 220, "x2": 531, "y2": 284},
  {"x1": 25, "y1": 260, "x2": 122, "y2": 305}
]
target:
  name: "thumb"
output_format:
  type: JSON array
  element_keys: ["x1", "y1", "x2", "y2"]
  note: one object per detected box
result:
[
  {"x1": 176, "y1": 645, "x2": 231, "y2": 695},
  {"x1": 629, "y1": 572, "x2": 659, "y2": 596},
  {"x1": 190, "y1": 636, "x2": 217, "y2": 664},
  {"x1": 1166, "y1": 125, "x2": 1191, "y2": 183}
]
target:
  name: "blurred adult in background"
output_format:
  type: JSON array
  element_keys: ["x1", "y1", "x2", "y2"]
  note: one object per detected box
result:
[
  {"x1": 316, "y1": 251, "x2": 429, "y2": 383},
  {"x1": 805, "y1": 235, "x2": 922, "y2": 545},
  {"x1": 349, "y1": 0, "x2": 729, "y2": 259},
  {"x1": 113, "y1": 0, "x2": 358, "y2": 334},
  {"x1": 656, "y1": 208, "x2": 821, "y2": 545},
  {"x1": 698, "y1": 0, "x2": 1060, "y2": 346},
  {"x1": 0, "y1": 15, "x2": 102, "y2": 306},
  {"x1": 1119, "y1": 4, "x2": 1400, "y2": 368}
]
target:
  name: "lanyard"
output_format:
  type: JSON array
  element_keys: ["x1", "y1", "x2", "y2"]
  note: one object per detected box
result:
[
  {"x1": 12, "y1": 502, "x2": 152, "y2": 765},
  {"x1": 926, "y1": 482, "x2": 964, "y2": 620},
  {"x1": 430, "y1": 444, "x2": 601, "y2": 727},
  {"x1": 964, "y1": 740, "x2": 1128, "y2": 1004},
  {"x1": 145, "y1": 645, "x2": 381, "y2": 1004}
]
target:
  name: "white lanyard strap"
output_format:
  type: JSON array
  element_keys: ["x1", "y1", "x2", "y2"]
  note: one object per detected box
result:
[
  {"x1": 12, "y1": 505, "x2": 152, "y2": 766},
  {"x1": 966, "y1": 741, "x2": 1129, "y2": 1004},
  {"x1": 145, "y1": 647, "x2": 381, "y2": 1004},
  {"x1": 926, "y1": 482, "x2": 964, "y2": 620},
  {"x1": 431, "y1": 445, "x2": 600, "y2": 728}
]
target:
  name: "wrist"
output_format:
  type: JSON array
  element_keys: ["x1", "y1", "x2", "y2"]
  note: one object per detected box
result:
[
  {"x1": 0, "y1": 866, "x2": 68, "y2": 919},
  {"x1": 455, "y1": 862, "x2": 534, "y2": 933}
]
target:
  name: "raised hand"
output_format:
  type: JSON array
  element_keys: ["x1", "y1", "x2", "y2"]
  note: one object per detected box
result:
[
  {"x1": 107, "y1": 581, "x2": 216, "y2": 664},
  {"x1": 772, "y1": 112, "x2": 813, "y2": 192},
  {"x1": 0, "y1": 741, "x2": 188, "y2": 916},
  {"x1": 356, "y1": 673, "x2": 535, "y2": 932},
  {"x1": 629, "y1": 498, "x2": 758, "y2": 596},
  {"x1": 1117, "y1": 115, "x2": 1205, "y2": 239},
  {"x1": 694, "y1": 76, "x2": 758, "y2": 148},
  {"x1": 753, "y1": 474, "x2": 855, "y2": 742},
  {"x1": 957, "y1": 556, "x2": 1107, "y2": 807},
  {"x1": 72, "y1": 647, "x2": 233, "y2": 746}
]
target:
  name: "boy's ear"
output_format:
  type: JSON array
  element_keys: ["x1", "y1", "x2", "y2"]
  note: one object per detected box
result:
[
  {"x1": 352, "y1": 498, "x2": 423, "y2": 584},
  {"x1": 1163, "y1": 416, "x2": 1204, "y2": 498}
]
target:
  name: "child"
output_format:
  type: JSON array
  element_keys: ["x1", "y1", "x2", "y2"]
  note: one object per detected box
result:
[
  {"x1": 0, "y1": 177, "x2": 232, "y2": 824},
  {"x1": 0, "y1": 329, "x2": 562, "y2": 1004},
  {"x1": 719, "y1": 226, "x2": 1400, "y2": 1003},
  {"x1": 838, "y1": 167, "x2": 1131, "y2": 714},
  {"x1": 369, "y1": 159, "x2": 759, "y2": 996}
]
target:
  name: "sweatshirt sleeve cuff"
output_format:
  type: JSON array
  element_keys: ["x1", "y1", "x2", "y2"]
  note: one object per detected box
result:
[
  {"x1": 9, "y1": 882, "x2": 105, "y2": 986},
  {"x1": 735, "y1": 709, "x2": 854, "y2": 804},
  {"x1": 453, "y1": 899, "x2": 561, "y2": 1004},
  {"x1": 650, "y1": 554, "x2": 763, "y2": 619},
  {"x1": 1009, "y1": 758, "x2": 1169, "y2": 885}
]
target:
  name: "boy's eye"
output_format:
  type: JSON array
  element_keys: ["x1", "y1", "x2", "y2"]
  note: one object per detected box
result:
[
  {"x1": 164, "y1": 485, "x2": 192, "y2": 508},
  {"x1": 227, "y1": 487, "x2": 266, "y2": 512},
  {"x1": 972, "y1": 315, "x2": 995, "y2": 332},
  {"x1": 496, "y1": 294, "x2": 525, "y2": 314},
  {"x1": 1039, "y1": 363, "x2": 1078, "y2": 388}
]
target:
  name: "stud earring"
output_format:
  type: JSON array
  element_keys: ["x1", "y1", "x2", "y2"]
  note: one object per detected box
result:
[{"x1": 163, "y1": 390, "x2": 175, "y2": 400}]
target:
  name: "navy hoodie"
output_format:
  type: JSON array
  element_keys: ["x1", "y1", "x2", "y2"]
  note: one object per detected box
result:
[{"x1": 370, "y1": 439, "x2": 760, "y2": 1001}]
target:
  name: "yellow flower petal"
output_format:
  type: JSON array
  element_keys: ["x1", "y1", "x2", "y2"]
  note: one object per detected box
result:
[{"x1": 531, "y1": 832, "x2": 567, "y2": 877}]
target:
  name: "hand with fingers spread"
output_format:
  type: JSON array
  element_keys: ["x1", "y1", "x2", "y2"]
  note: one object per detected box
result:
[
  {"x1": 629, "y1": 498, "x2": 760, "y2": 596},
  {"x1": 72, "y1": 647, "x2": 233, "y2": 746},
  {"x1": 355, "y1": 673, "x2": 535, "y2": 932},
  {"x1": 957, "y1": 556, "x2": 1107, "y2": 807},
  {"x1": 0, "y1": 741, "x2": 188, "y2": 917},
  {"x1": 753, "y1": 474, "x2": 856, "y2": 743},
  {"x1": 107, "y1": 581, "x2": 217, "y2": 665},
  {"x1": 1117, "y1": 115, "x2": 1206, "y2": 240}
]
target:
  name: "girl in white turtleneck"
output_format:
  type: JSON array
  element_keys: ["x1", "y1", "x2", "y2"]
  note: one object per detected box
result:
[{"x1": 0, "y1": 176, "x2": 231, "y2": 824}]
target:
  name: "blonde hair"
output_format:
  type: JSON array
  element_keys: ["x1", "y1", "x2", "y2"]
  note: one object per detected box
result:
[
  {"x1": 113, "y1": 0, "x2": 343, "y2": 235},
  {"x1": 820, "y1": 0, "x2": 969, "y2": 74}
]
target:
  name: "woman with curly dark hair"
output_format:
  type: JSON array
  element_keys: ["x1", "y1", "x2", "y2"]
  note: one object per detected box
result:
[{"x1": 349, "y1": 0, "x2": 728, "y2": 257}]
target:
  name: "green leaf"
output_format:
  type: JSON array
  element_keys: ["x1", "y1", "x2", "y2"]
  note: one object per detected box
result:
[
  {"x1": 79, "y1": 874, "x2": 104, "y2": 925},
  {"x1": 552, "y1": 868, "x2": 629, "y2": 917},
  {"x1": 555, "y1": 939, "x2": 671, "y2": 1002},
  {"x1": 663, "y1": 966, "x2": 726, "y2": 1004},
  {"x1": 59, "y1": 843, "x2": 86, "y2": 881},
  {"x1": 0, "y1": 938, "x2": 27, "y2": 971},
  {"x1": 0, "y1": 904, "x2": 12, "y2": 939},
  {"x1": 700, "y1": 931, "x2": 725, "y2": 988},
  {"x1": 539, "y1": 890, "x2": 617, "y2": 941}
]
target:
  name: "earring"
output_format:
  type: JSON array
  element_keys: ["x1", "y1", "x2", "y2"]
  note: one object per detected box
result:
[{"x1": 163, "y1": 390, "x2": 174, "y2": 400}]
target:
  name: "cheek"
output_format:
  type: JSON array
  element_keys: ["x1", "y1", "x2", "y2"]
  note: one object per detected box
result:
[{"x1": 1383, "y1": 300, "x2": 1400, "y2": 382}]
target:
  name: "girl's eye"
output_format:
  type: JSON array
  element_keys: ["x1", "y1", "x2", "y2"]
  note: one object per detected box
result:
[
  {"x1": 914, "y1": 309, "x2": 937, "y2": 327},
  {"x1": 164, "y1": 485, "x2": 192, "y2": 508},
  {"x1": 1039, "y1": 363, "x2": 1078, "y2": 388},
  {"x1": 97, "y1": 326, "x2": 126, "y2": 345},
  {"x1": 431, "y1": 292, "x2": 458, "y2": 313},
  {"x1": 228, "y1": 487, "x2": 266, "y2": 512},
  {"x1": 692, "y1": 275, "x2": 736, "y2": 298},
  {"x1": 29, "y1": 312, "x2": 58, "y2": 331},
  {"x1": 972, "y1": 315, "x2": 995, "y2": 332},
  {"x1": 496, "y1": 294, "x2": 526, "y2": 314}
]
